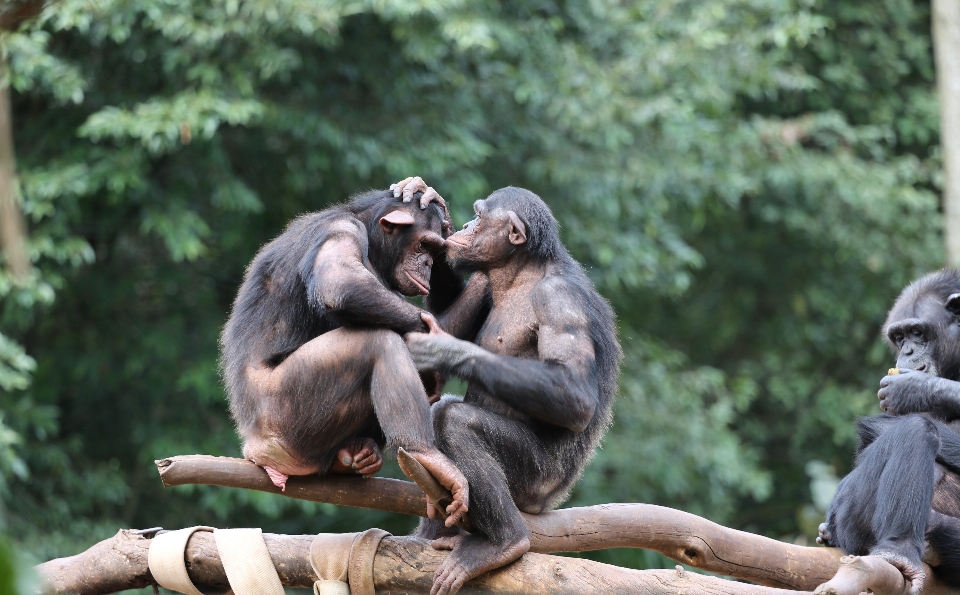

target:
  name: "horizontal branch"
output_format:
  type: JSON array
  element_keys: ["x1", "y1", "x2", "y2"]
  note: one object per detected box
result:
[
  {"x1": 157, "y1": 455, "x2": 839, "y2": 589},
  {"x1": 38, "y1": 529, "x2": 956, "y2": 595}
]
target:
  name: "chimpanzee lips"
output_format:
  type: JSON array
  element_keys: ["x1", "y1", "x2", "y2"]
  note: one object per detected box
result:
[
  {"x1": 406, "y1": 271, "x2": 430, "y2": 295},
  {"x1": 445, "y1": 236, "x2": 469, "y2": 249}
]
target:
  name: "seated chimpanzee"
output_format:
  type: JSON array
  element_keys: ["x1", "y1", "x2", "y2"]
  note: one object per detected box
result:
[
  {"x1": 819, "y1": 269, "x2": 960, "y2": 593},
  {"x1": 404, "y1": 183, "x2": 622, "y2": 595},
  {"x1": 220, "y1": 178, "x2": 481, "y2": 527}
]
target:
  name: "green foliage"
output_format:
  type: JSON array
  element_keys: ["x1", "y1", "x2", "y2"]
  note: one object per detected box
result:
[{"x1": 0, "y1": 0, "x2": 943, "y2": 570}]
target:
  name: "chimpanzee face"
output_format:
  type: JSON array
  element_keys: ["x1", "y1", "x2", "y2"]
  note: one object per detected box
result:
[
  {"x1": 378, "y1": 208, "x2": 445, "y2": 296},
  {"x1": 885, "y1": 292, "x2": 960, "y2": 378},
  {"x1": 445, "y1": 199, "x2": 527, "y2": 272}
]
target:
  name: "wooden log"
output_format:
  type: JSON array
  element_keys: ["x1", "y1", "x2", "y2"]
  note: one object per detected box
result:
[
  {"x1": 37, "y1": 529, "x2": 957, "y2": 595},
  {"x1": 157, "y1": 454, "x2": 839, "y2": 589}
]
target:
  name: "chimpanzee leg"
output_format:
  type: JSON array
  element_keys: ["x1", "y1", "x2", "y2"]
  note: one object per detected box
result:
[
  {"x1": 424, "y1": 399, "x2": 558, "y2": 595},
  {"x1": 927, "y1": 511, "x2": 960, "y2": 587},
  {"x1": 243, "y1": 328, "x2": 455, "y2": 489},
  {"x1": 855, "y1": 414, "x2": 900, "y2": 453},
  {"x1": 828, "y1": 415, "x2": 939, "y2": 592}
]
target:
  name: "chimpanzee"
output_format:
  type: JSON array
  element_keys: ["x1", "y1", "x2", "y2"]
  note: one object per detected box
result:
[
  {"x1": 818, "y1": 269, "x2": 960, "y2": 593},
  {"x1": 404, "y1": 184, "x2": 621, "y2": 595},
  {"x1": 220, "y1": 178, "x2": 476, "y2": 526}
]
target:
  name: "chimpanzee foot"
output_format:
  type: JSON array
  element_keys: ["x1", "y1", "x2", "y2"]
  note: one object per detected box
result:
[
  {"x1": 330, "y1": 437, "x2": 383, "y2": 477},
  {"x1": 263, "y1": 466, "x2": 289, "y2": 492},
  {"x1": 816, "y1": 522, "x2": 833, "y2": 546},
  {"x1": 431, "y1": 533, "x2": 530, "y2": 595},
  {"x1": 871, "y1": 547, "x2": 926, "y2": 594},
  {"x1": 409, "y1": 449, "x2": 469, "y2": 527},
  {"x1": 431, "y1": 533, "x2": 465, "y2": 551}
]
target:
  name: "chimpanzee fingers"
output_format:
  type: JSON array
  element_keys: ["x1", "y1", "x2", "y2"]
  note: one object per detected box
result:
[
  {"x1": 401, "y1": 176, "x2": 428, "y2": 201},
  {"x1": 421, "y1": 312, "x2": 443, "y2": 334},
  {"x1": 337, "y1": 448, "x2": 354, "y2": 467},
  {"x1": 419, "y1": 187, "x2": 444, "y2": 209},
  {"x1": 352, "y1": 448, "x2": 376, "y2": 468},
  {"x1": 354, "y1": 449, "x2": 382, "y2": 469},
  {"x1": 444, "y1": 499, "x2": 468, "y2": 527},
  {"x1": 390, "y1": 177, "x2": 416, "y2": 198},
  {"x1": 357, "y1": 457, "x2": 382, "y2": 476},
  {"x1": 879, "y1": 375, "x2": 893, "y2": 388}
]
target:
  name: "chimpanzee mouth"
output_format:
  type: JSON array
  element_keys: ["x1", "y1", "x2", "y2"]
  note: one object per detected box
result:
[
  {"x1": 406, "y1": 271, "x2": 430, "y2": 295},
  {"x1": 445, "y1": 236, "x2": 469, "y2": 249}
]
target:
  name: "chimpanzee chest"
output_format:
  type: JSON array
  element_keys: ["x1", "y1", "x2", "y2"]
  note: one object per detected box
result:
[{"x1": 476, "y1": 298, "x2": 539, "y2": 358}]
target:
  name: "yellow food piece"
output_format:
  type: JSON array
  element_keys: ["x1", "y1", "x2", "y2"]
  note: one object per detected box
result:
[{"x1": 888, "y1": 367, "x2": 900, "y2": 375}]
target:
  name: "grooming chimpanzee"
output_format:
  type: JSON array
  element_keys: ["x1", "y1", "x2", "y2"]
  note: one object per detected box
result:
[
  {"x1": 405, "y1": 185, "x2": 621, "y2": 595},
  {"x1": 818, "y1": 269, "x2": 960, "y2": 593},
  {"x1": 220, "y1": 178, "x2": 472, "y2": 526}
]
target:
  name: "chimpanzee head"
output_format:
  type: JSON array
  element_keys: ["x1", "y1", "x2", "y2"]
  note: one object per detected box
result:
[
  {"x1": 348, "y1": 191, "x2": 446, "y2": 296},
  {"x1": 884, "y1": 269, "x2": 960, "y2": 380},
  {"x1": 446, "y1": 186, "x2": 563, "y2": 272}
]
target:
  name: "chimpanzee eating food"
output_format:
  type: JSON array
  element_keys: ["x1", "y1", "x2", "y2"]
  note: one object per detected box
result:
[
  {"x1": 404, "y1": 184, "x2": 621, "y2": 595},
  {"x1": 819, "y1": 269, "x2": 960, "y2": 593},
  {"x1": 220, "y1": 178, "x2": 470, "y2": 526}
]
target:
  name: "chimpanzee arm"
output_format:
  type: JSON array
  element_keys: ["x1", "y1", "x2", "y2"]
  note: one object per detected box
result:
[
  {"x1": 879, "y1": 370, "x2": 960, "y2": 420},
  {"x1": 309, "y1": 221, "x2": 426, "y2": 333},
  {"x1": 407, "y1": 278, "x2": 598, "y2": 432},
  {"x1": 435, "y1": 273, "x2": 492, "y2": 341}
]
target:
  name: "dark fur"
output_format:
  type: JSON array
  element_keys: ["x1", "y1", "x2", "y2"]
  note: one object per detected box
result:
[
  {"x1": 822, "y1": 270, "x2": 960, "y2": 587},
  {"x1": 419, "y1": 187, "x2": 621, "y2": 547},
  {"x1": 221, "y1": 189, "x2": 457, "y2": 466}
]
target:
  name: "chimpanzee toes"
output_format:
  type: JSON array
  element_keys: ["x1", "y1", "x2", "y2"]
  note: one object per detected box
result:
[
  {"x1": 817, "y1": 522, "x2": 833, "y2": 547},
  {"x1": 431, "y1": 557, "x2": 469, "y2": 595},
  {"x1": 871, "y1": 547, "x2": 926, "y2": 594},
  {"x1": 432, "y1": 534, "x2": 465, "y2": 551}
]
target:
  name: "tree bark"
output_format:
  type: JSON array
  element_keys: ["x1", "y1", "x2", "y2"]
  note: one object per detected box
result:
[
  {"x1": 158, "y1": 455, "x2": 841, "y2": 590},
  {"x1": 36, "y1": 529, "x2": 957, "y2": 595},
  {"x1": 934, "y1": 0, "x2": 960, "y2": 266},
  {"x1": 0, "y1": 50, "x2": 29, "y2": 280}
]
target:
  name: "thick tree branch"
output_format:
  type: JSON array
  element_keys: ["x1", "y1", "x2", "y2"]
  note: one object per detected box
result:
[
  {"x1": 36, "y1": 529, "x2": 957, "y2": 595},
  {"x1": 157, "y1": 455, "x2": 840, "y2": 589}
]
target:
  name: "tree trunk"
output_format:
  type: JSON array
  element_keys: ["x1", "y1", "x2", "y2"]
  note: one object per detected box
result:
[
  {"x1": 0, "y1": 50, "x2": 29, "y2": 280},
  {"x1": 934, "y1": 0, "x2": 960, "y2": 266}
]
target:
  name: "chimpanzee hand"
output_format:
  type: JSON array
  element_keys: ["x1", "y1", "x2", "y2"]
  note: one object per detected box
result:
[
  {"x1": 390, "y1": 176, "x2": 453, "y2": 237},
  {"x1": 330, "y1": 437, "x2": 383, "y2": 477},
  {"x1": 878, "y1": 369, "x2": 941, "y2": 415},
  {"x1": 405, "y1": 313, "x2": 472, "y2": 374}
]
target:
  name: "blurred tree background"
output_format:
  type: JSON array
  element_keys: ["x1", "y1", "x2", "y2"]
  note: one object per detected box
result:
[{"x1": 0, "y1": 0, "x2": 946, "y2": 583}]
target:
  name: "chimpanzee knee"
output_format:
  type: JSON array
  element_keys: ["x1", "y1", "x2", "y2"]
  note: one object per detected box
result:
[{"x1": 826, "y1": 415, "x2": 941, "y2": 557}]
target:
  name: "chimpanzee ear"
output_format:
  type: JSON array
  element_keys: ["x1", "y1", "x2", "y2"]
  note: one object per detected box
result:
[
  {"x1": 379, "y1": 210, "x2": 416, "y2": 233},
  {"x1": 506, "y1": 211, "x2": 527, "y2": 246},
  {"x1": 947, "y1": 293, "x2": 960, "y2": 316}
]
